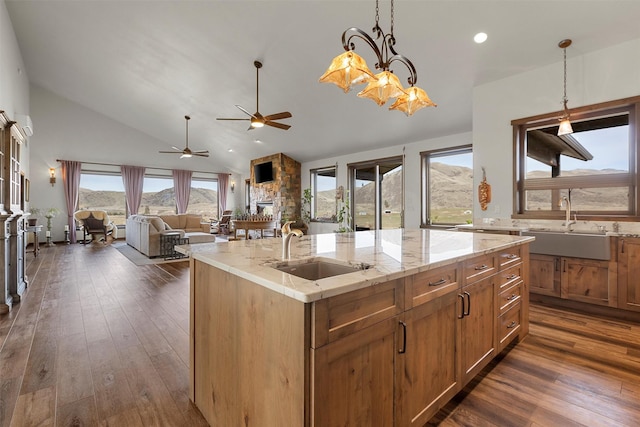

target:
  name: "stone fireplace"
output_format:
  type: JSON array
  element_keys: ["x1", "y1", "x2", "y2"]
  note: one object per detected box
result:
[{"x1": 249, "y1": 153, "x2": 301, "y2": 223}]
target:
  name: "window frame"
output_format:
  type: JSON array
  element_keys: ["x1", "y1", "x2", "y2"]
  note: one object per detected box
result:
[
  {"x1": 310, "y1": 165, "x2": 337, "y2": 222},
  {"x1": 512, "y1": 95, "x2": 640, "y2": 221},
  {"x1": 421, "y1": 145, "x2": 473, "y2": 228}
]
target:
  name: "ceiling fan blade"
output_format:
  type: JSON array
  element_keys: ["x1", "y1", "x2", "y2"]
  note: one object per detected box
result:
[
  {"x1": 194, "y1": 153, "x2": 210, "y2": 157},
  {"x1": 235, "y1": 105, "x2": 255, "y2": 118},
  {"x1": 265, "y1": 120, "x2": 291, "y2": 130},
  {"x1": 159, "y1": 150, "x2": 183, "y2": 154},
  {"x1": 263, "y1": 111, "x2": 292, "y2": 121},
  {"x1": 171, "y1": 146, "x2": 182, "y2": 151},
  {"x1": 217, "y1": 118, "x2": 250, "y2": 121},
  {"x1": 192, "y1": 150, "x2": 209, "y2": 154}
]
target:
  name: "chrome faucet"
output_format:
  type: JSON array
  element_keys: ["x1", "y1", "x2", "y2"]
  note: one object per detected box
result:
[
  {"x1": 282, "y1": 221, "x2": 303, "y2": 259},
  {"x1": 560, "y1": 196, "x2": 575, "y2": 231}
]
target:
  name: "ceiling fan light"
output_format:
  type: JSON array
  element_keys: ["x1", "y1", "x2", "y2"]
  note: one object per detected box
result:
[
  {"x1": 180, "y1": 153, "x2": 192, "y2": 159},
  {"x1": 251, "y1": 118, "x2": 265, "y2": 128},
  {"x1": 357, "y1": 71, "x2": 405, "y2": 106},
  {"x1": 319, "y1": 51, "x2": 375, "y2": 93},
  {"x1": 389, "y1": 86, "x2": 437, "y2": 116}
]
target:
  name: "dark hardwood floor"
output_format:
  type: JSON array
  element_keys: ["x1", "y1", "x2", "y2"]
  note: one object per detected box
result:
[{"x1": 1, "y1": 242, "x2": 639, "y2": 426}]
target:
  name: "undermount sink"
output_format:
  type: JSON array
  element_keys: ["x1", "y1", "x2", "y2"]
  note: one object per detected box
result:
[
  {"x1": 271, "y1": 257, "x2": 372, "y2": 281},
  {"x1": 522, "y1": 230, "x2": 611, "y2": 260}
]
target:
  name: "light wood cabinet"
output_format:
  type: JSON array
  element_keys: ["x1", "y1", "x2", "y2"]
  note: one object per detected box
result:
[
  {"x1": 530, "y1": 253, "x2": 561, "y2": 297},
  {"x1": 459, "y1": 274, "x2": 496, "y2": 383},
  {"x1": 530, "y1": 252, "x2": 617, "y2": 308},
  {"x1": 190, "y1": 242, "x2": 530, "y2": 427},
  {"x1": 400, "y1": 270, "x2": 461, "y2": 426},
  {"x1": 618, "y1": 237, "x2": 640, "y2": 312}
]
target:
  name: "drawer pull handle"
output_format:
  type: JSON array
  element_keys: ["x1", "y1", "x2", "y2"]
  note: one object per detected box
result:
[
  {"x1": 506, "y1": 294, "x2": 518, "y2": 301},
  {"x1": 398, "y1": 321, "x2": 407, "y2": 354},
  {"x1": 506, "y1": 321, "x2": 518, "y2": 329},
  {"x1": 474, "y1": 264, "x2": 489, "y2": 271},
  {"x1": 506, "y1": 254, "x2": 518, "y2": 259},
  {"x1": 429, "y1": 278, "x2": 447, "y2": 287},
  {"x1": 506, "y1": 274, "x2": 517, "y2": 280},
  {"x1": 464, "y1": 291, "x2": 471, "y2": 316}
]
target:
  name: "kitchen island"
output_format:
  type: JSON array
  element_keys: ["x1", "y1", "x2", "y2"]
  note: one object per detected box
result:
[{"x1": 185, "y1": 229, "x2": 533, "y2": 426}]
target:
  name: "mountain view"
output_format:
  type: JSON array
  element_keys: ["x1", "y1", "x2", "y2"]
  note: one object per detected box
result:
[{"x1": 78, "y1": 187, "x2": 218, "y2": 224}]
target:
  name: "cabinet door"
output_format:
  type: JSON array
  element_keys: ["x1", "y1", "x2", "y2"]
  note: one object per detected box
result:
[
  {"x1": 619, "y1": 238, "x2": 640, "y2": 312},
  {"x1": 399, "y1": 290, "x2": 460, "y2": 426},
  {"x1": 312, "y1": 315, "x2": 400, "y2": 427},
  {"x1": 561, "y1": 257, "x2": 614, "y2": 306},
  {"x1": 460, "y1": 276, "x2": 495, "y2": 383},
  {"x1": 529, "y1": 254, "x2": 561, "y2": 297}
]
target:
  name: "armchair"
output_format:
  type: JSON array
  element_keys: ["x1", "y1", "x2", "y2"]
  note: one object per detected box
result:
[{"x1": 74, "y1": 210, "x2": 115, "y2": 244}]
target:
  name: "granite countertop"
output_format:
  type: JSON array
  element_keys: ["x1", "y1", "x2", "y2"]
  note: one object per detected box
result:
[{"x1": 177, "y1": 229, "x2": 534, "y2": 303}]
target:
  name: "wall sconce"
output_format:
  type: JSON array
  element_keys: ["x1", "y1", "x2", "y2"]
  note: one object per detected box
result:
[
  {"x1": 230, "y1": 181, "x2": 235, "y2": 193},
  {"x1": 49, "y1": 168, "x2": 56, "y2": 186}
]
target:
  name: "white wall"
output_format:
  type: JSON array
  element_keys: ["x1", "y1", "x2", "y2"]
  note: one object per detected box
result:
[
  {"x1": 301, "y1": 132, "x2": 473, "y2": 233},
  {"x1": 473, "y1": 38, "x2": 640, "y2": 221},
  {"x1": 0, "y1": 0, "x2": 30, "y2": 172}
]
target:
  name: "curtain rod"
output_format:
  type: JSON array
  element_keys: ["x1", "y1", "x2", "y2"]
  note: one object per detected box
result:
[{"x1": 56, "y1": 159, "x2": 231, "y2": 175}]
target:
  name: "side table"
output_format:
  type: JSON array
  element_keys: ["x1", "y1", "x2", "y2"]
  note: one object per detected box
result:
[
  {"x1": 25, "y1": 225, "x2": 43, "y2": 258},
  {"x1": 160, "y1": 232, "x2": 189, "y2": 260}
]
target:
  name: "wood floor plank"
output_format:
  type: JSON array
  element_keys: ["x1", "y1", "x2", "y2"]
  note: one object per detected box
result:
[
  {"x1": 9, "y1": 386, "x2": 55, "y2": 427},
  {"x1": 56, "y1": 332, "x2": 94, "y2": 407}
]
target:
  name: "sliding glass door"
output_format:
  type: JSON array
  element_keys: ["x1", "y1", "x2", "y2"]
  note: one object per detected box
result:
[{"x1": 349, "y1": 156, "x2": 404, "y2": 230}]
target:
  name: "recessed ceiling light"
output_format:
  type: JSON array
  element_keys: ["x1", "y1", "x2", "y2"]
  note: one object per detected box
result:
[
  {"x1": 228, "y1": 148, "x2": 234, "y2": 153},
  {"x1": 254, "y1": 139, "x2": 263, "y2": 144},
  {"x1": 474, "y1": 32, "x2": 488, "y2": 44}
]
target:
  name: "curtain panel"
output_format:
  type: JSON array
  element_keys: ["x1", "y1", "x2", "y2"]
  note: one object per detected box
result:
[
  {"x1": 61, "y1": 160, "x2": 82, "y2": 243},
  {"x1": 121, "y1": 165, "x2": 145, "y2": 217},
  {"x1": 172, "y1": 169, "x2": 193, "y2": 214},
  {"x1": 218, "y1": 174, "x2": 229, "y2": 216}
]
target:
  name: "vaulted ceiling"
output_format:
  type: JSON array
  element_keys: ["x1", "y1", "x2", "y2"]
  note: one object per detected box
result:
[{"x1": 7, "y1": 0, "x2": 640, "y2": 173}]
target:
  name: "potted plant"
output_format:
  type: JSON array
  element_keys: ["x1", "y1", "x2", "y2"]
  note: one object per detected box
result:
[{"x1": 44, "y1": 207, "x2": 61, "y2": 232}]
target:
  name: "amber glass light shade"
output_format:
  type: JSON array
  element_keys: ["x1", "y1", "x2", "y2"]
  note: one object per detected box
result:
[
  {"x1": 357, "y1": 71, "x2": 405, "y2": 106},
  {"x1": 557, "y1": 117, "x2": 573, "y2": 136},
  {"x1": 319, "y1": 51, "x2": 375, "y2": 93},
  {"x1": 389, "y1": 86, "x2": 436, "y2": 116}
]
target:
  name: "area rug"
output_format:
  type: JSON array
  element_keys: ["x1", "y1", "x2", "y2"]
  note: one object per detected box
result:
[{"x1": 113, "y1": 242, "x2": 189, "y2": 266}]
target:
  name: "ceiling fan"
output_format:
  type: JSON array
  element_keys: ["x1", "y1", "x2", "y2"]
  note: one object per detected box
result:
[
  {"x1": 217, "y1": 60, "x2": 292, "y2": 130},
  {"x1": 159, "y1": 115, "x2": 209, "y2": 158}
]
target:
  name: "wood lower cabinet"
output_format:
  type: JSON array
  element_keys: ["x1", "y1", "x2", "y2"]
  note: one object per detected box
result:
[
  {"x1": 530, "y1": 254, "x2": 561, "y2": 297},
  {"x1": 460, "y1": 274, "x2": 496, "y2": 383},
  {"x1": 190, "y1": 243, "x2": 530, "y2": 427},
  {"x1": 400, "y1": 287, "x2": 460, "y2": 425},
  {"x1": 312, "y1": 315, "x2": 400, "y2": 426},
  {"x1": 530, "y1": 253, "x2": 617, "y2": 307},
  {"x1": 619, "y1": 237, "x2": 640, "y2": 312}
]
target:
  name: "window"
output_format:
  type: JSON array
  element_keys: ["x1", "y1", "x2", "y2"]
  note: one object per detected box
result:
[
  {"x1": 79, "y1": 173, "x2": 127, "y2": 225},
  {"x1": 79, "y1": 170, "x2": 219, "y2": 224},
  {"x1": 188, "y1": 179, "x2": 218, "y2": 219},
  {"x1": 421, "y1": 146, "x2": 473, "y2": 227},
  {"x1": 310, "y1": 166, "x2": 337, "y2": 221},
  {"x1": 349, "y1": 156, "x2": 404, "y2": 230},
  {"x1": 513, "y1": 96, "x2": 640, "y2": 219}
]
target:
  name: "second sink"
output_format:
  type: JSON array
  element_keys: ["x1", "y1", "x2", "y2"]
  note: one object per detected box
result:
[{"x1": 522, "y1": 230, "x2": 611, "y2": 260}]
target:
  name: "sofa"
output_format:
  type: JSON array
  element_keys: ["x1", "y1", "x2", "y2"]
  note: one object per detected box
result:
[{"x1": 126, "y1": 214, "x2": 215, "y2": 257}]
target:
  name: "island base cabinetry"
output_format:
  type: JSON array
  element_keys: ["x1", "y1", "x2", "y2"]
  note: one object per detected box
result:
[
  {"x1": 190, "y1": 242, "x2": 530, "y2": 426},
  {"x1": 619, "y1": 237, "x2": 640, "y2": 312}
]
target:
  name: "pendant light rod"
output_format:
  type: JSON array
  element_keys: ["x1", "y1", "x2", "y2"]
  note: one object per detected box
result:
[
  {"x1": 557, "y1": 38, "x2": 573, "y2": 136},
  {"x1": 341, "y1": 0, "x2": 417, "y2": 86}
]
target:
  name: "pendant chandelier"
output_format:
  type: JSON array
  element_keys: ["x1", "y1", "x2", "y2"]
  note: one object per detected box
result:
[
  {"x1": 557, "y1": 39, "x2": 573, "y2": 136},
  {"x1": 319, "y1": 0, "x2": 436, "y2": 116}
]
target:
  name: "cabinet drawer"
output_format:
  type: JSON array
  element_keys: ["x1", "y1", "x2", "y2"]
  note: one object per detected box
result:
[
  {"x1": 498, "y1": 303, "x2": 521, "y2": 350},
  {"x1": 497, "y1": 263, "x2": 522, "y2": 291},
  {"x1": 407, "y1": 264, "x2": 460, "y2": 308},
  {"x1": 497, "y1": 247, "x2": 522, "y2": 269},
  {"x1": 312, "y1": 279, "x2": 404, "y2": 348},
  {"x1": 498, "y1": 281, "x2": 522, "y2": 314},
  {"x1": 463, "y1": 254, "x2": 496, "y2": 284}
]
